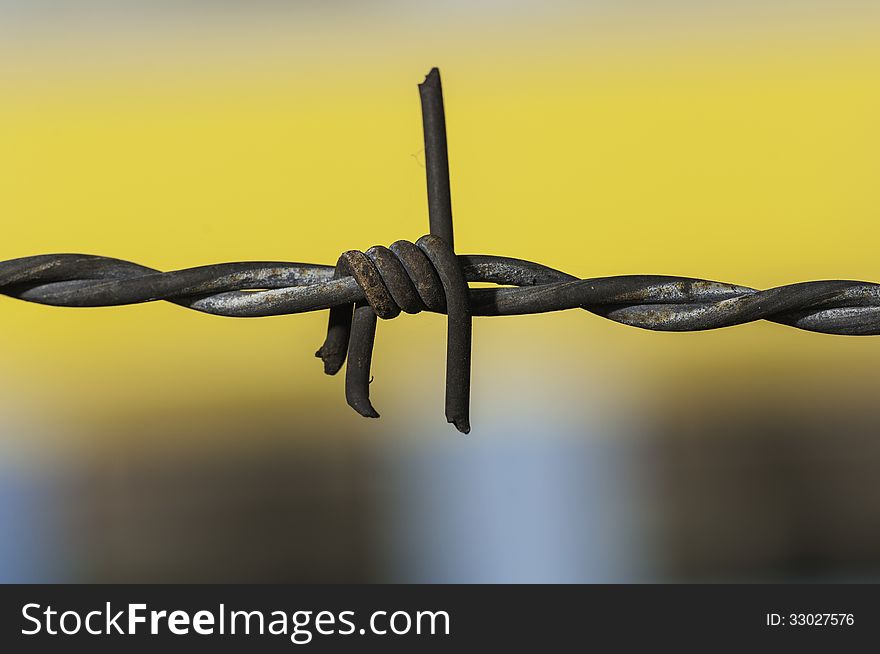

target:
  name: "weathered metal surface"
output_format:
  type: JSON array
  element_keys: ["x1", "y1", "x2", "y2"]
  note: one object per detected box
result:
[{"x1": 2, "y1": 69, "x2": 879, "y2": 432}]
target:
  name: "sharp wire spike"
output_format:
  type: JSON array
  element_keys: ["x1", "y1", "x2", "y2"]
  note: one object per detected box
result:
[{"x1": 418, "y1": 67, "x2": 473, "y2": 433}]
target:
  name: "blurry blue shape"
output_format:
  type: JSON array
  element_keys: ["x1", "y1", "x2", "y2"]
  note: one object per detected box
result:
[
  {"x1": 376, "y1": 394, "x2": 654, "y2": 582},
  {"x1": 0, "y1": 461, "x2": 72, "y2": 583}
]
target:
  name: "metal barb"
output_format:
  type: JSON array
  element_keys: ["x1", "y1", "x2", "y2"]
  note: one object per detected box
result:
[
  {"x1": 418, "y1": 67, "x2": 455, "y2": 249},
  {"x1": 315, "y1": 68, "x2": 472, "y2": 432},
  {"x1": 2, "y1": 69, "x2": 880, "y2": 432},
  {"x1": 418, "y1": 68, "x2": 472, "y2": 434}
]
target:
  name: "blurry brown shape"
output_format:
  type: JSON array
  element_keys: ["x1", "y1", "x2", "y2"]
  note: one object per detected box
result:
[
  {"x1": 651, "y1": 382, "x2": 880, "y2": 580},
  {"x1": 61, "y1": 401, "x2": 375, "y2": 582}
]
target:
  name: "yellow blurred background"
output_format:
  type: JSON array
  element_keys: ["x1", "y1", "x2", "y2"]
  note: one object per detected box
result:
[{"x1": 1, "y1": 2, "x2": 879, "y2": 582}]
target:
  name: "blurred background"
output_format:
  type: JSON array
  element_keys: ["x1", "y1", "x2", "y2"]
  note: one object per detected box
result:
[{"x1": 1, "y1": 1, "x2": 879, "y2": 582}]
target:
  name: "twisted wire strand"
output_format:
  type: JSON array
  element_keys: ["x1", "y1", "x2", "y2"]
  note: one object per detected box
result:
[
  {"x1": 4, "y1": 252, "x2": 880, "y2": 332},
  {"x1": 4, "y1": 67, "x2": 879, "y2": 431},
  {"x1": 3, "y1": 250, "x2": 880, "y2": 432}
]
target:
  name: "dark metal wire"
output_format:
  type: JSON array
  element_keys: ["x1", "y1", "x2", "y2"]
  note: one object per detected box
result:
[{"x1": 3, "y1": 68, "x2": 879, "y2": 432}]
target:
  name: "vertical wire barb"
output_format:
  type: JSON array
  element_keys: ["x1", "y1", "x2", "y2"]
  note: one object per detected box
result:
[
  {"x1": 419, "y1": 67, "x2": 455, "y2": 248},
  {"x1": 419, "y1": 67, "x2": 472, "y2": 433}
]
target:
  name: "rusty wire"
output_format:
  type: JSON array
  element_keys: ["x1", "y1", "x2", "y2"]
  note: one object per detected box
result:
[{"x1": 3, "y1": 68, "x2": 880, "y2": 433}]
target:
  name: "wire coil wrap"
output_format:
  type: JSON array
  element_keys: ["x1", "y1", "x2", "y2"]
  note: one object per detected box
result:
[{"x1": 315, "y1": 235, "x2": 471, "y2": 431}]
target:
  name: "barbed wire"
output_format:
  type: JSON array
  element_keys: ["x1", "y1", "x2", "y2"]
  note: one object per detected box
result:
[{"x1": 2, "y1": 68, "x2": 878, "y2": 432}]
